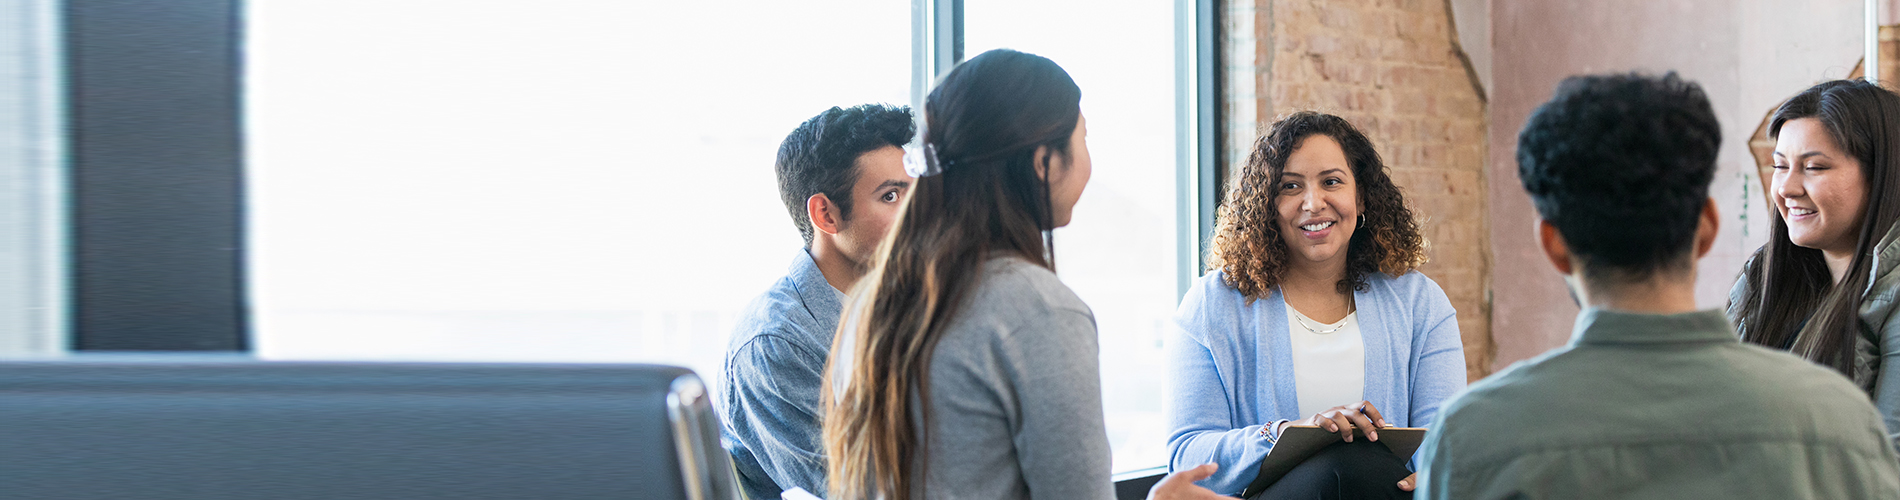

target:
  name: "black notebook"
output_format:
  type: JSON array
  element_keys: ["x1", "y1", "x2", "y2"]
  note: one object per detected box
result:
[{"x1": 1238, "y1": 425, "x2": 1428, "y2": 498}]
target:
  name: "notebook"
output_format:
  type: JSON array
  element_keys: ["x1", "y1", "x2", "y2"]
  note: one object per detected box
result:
[{"x1": 1238, "y1": 425, "x2": 1427, "y2": 498}]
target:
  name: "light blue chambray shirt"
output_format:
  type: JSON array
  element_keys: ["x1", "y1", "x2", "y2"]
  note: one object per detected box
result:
[{"x1": 718, "y1": 249, "x2": 844, "y2": 500}]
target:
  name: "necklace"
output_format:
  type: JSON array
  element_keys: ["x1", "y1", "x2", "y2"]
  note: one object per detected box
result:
[{"x1": 1289, "y1": 297, "x2": 1355, "y2": 335}]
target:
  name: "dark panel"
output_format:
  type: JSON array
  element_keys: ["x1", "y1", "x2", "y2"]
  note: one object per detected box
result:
[
  {"x1": 1197, "y1": 0, "x2": 1222, "y2": 260},
  {"x1": 0, "y1": 360, "x2": 713, "y2": 499},
  {"x1": 1114, "y1": 467, "x2": 1168, "y2": 500},
  {"x1": 67, "y1": 0, "x2": 247, "y2": 350},
  {"x1": 951, "y1": 0, "x2": 965, "y2": 63}
]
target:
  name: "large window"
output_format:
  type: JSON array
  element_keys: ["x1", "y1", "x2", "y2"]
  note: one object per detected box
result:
[
  {"x1": 249, "y1": 0, "x2": 1192, "y2": 474},
  {"x1": 964, "y1": 0, "x2": 1180, "y2": 473},
  {"x1": 248, "y1": 0, "x2": 908, "y2": 375}
]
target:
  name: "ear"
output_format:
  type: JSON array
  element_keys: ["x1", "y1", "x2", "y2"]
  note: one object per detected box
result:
[
  {"x1": 807, "y1": 193, "x2": 845, "y2": 236},
  {"x1": 1692, "y1": 197, "x2": 1720, "y2": 259},
  {"x1": 1535, "y1": 219, "x2": 1575, "y2": 276},
  {"x1": 1033, "y1": 144, "x2": 1052, "y2": 181}
]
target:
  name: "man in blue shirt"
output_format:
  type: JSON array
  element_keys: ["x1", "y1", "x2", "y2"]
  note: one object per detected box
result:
[
  {"x1": 1413, "y1": 73, "x2": 1900, "y2": 498},
  {"x1": 720, "y1": 104, "x2": 913, "y2": 499}
]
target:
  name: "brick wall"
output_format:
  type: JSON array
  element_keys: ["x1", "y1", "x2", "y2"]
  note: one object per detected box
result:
[{"x1": 1226, "y1": 0, "x2": 1493, "y2": 381}]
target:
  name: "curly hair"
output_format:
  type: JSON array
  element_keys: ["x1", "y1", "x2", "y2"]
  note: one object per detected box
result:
[{"x1": 1207, "y1": 111, "x2": 1428, "y2": 300}]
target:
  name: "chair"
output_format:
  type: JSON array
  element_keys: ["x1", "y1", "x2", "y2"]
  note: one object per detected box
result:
[{"x1": 0, "y1": 357, "x2": 742, "y2": 500}]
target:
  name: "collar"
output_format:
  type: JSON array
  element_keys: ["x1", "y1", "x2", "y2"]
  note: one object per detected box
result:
[
  {"x1": 1569, "y1": 308, "x2": 1738, "y2": 346},
  {"x1": 790, "y1": 248, "x2": 847, "y2": 322}
]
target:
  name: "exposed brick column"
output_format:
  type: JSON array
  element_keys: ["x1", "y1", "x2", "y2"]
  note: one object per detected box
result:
[{"x1": 1227, "y1": 0, "x2": 1494, "y2": 381}]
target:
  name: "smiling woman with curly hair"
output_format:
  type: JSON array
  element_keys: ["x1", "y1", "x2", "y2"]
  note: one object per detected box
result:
[{"x1": 1164, "y1": 111, "x2": 1466, "y2": 498}]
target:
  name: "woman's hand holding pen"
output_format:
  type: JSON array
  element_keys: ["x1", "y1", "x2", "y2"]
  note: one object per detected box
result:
[{"x1": 1292, "y1": 400, "x2": 1387, "y2": 442}]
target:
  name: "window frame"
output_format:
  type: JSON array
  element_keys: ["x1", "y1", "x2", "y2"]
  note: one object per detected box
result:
[{"x1": 66, "y1": 0, "x2": 248, "y2": 351}]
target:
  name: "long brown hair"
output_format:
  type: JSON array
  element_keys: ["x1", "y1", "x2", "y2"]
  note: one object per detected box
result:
[
  {"x1": 1735, "y1": 80, "x2": 1900, "y2": 378},
  {"x1": 822, "y1": 49, "x2": 1081, "y2": 500},
  {"x1": 1206, "y1": 111, "x2": 1427, "y2": 300}
]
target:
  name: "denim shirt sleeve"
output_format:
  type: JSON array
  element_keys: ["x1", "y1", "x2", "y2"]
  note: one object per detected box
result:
[{"x1": 727, "y1": 332, "x2": 830, "y2": 496}]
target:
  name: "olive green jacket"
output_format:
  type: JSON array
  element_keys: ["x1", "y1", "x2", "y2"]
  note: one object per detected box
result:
[
  {"x1": 1730, "y1": 221, "x2": 1900, "y2": 451},
  {"x1": 1417, "y1": 309, "x2": 1900, "y2": 500},
  {"x1": 1864, "y1": 222, "x2": 1900, "y2": 450}
]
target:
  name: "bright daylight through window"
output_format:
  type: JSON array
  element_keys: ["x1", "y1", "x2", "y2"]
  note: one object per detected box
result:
[{"x1": 250, "y1": 0, "x2": 1181, "y2": 474}]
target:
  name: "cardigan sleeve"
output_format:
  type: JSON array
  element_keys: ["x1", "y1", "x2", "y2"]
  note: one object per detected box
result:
[
  {"x1": 1404, "y1": 273, "x2": 1466, "y2": 435},
  {"x1": 1164, "y1": 280, "x2": 1274, "y2": 496}
]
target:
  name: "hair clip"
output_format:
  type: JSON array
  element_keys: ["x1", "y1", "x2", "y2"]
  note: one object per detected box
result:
[{"x1": 903, "y1": 128, "x2": 949, "y2": 178}]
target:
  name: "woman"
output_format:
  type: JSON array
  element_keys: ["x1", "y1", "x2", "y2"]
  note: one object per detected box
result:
[
  {"x1": 821, "y1": 49, "x2": 1222, "y2": 500},
  {"x1": 1731, "y1": 79, "x2": 1900, "y2": 448},
  {"x1": 1166, "y1": 111, "x2": 1466, "y2": 498}
]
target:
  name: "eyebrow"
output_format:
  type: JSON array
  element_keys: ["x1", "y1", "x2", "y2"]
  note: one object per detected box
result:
[
  {"x1": 1773, "y1": 151, "x2": 1831, "y2": 161},
  {"x1": 876, "y1": 180, "x2": 910, "y2": 190},
  {"x1": 1279, "y1": 168, "x2": 1348, "y2": 178}
]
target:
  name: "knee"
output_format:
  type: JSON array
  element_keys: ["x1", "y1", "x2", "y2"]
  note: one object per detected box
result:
[{"x1": 1301, "y1": 440, "x2": 1408, "y2": 483}]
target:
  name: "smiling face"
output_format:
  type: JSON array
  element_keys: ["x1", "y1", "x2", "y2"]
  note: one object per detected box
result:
[
  {"x1": 1773, "y1": 117, "x2": 1868, "y2": 257},
  {"x1": 1273, "y1": 134, "x2": 1360, "y2": 270}
]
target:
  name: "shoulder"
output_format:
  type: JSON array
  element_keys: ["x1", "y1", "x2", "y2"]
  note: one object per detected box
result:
[
  {"x1": 935, "y1": 258, "x2": 1099, "y2": 366},
  {"x1": 974, "y1": 257, "x2": 1091, "y2": 317},
  {"x1": 1728, "y1": 342, "x2": 1879, "y2": 412},
  {"x1": 1183, "y1": 269, "x2": 1250, "y2": 309},
  {"x1": 1865, "y1": 222, "x2": 1900, "y2": 328},
  {"x1": 726, "y1": 277, "x2": 829, "y2": 361},
  {"x1": 1433, "y1": 343, "x2": 1578, "y2": 429},
  {"x1": 1173, "y1": 270, "x2": 1261, "y2": 342},
  {"x1": 1363, "y1": 270, "x2": 1455, "y2": 318},
  {"x1": 1718, "y1": 343, "x2": 1892, "y2": 446},
  {"x1": 1369, "y1": 270, "x2": 1449, "y2": 299}
]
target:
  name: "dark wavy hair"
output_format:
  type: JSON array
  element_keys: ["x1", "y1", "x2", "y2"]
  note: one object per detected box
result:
[
  {"x1": 1207, "y1": 111, "x2": 1427, "y2": 300},
  {"x1": 823, "y1": 49, "x2": 1080, "y2": 500},
  {"x1": 1734, "y1": 79, "x2": 1900, "y2": 380},
  {"x1": 774, "y1": 103, "x2": 916, "y2": 245},
  {"x1": 1516, "y1": 72, "x2": 1720, "y2": 286}
]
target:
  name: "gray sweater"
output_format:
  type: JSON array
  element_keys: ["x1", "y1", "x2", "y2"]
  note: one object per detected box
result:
[{"x1": 896, "y1": 257, "x2": 1114, "y2": 500}]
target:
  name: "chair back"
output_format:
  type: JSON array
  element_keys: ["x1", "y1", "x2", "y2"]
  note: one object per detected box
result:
[{"x1": 0, "y1": 358, "x2": 742, "y2": 500}]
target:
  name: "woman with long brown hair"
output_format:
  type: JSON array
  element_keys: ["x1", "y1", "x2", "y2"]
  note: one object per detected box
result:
[
  {"x1": 1731, "y1": 79, "x2": 1900, "y2": 449},
  {"x1": 1166, "y1": 111, "x2": 1465, "y2": 498},
  {"x1": 822, "y1": 49, "x2": 1222, "y2": 500}
]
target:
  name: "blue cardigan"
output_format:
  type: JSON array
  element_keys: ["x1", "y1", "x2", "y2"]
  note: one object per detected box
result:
[{"x1": 1165, "y1": 269, "x2": 1466, "y2": 494}]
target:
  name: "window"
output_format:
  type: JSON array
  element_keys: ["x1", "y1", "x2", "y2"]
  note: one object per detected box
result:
[
  {"x1": 248, "y1": 0, "x2": 1200, "y2": 476},
  {"x1": 964, "y1": 0, "x2": 1181, "y2": 473},
  {"x1": 247, "y1": 0, "x2": 909, "y2": 376}
]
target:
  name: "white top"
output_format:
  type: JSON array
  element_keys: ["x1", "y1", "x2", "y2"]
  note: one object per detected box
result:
[{"x1": 1286, "y1": 306, "x2": 1365, "y2": 417}]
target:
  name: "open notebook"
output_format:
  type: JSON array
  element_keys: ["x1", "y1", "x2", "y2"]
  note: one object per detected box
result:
[{"x1": 1239, "y1": 425, "x2": 1428, "y2": 498}]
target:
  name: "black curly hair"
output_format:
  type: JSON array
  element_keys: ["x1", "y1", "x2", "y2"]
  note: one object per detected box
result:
[
  {"x1": 774, "y1": 103, "x2": 915, "y2": 246},
  {"x1": 1516, "y1": 71, "x2": 1719, "y2": 283}
]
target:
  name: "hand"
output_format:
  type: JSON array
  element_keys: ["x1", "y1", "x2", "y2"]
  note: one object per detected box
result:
[
  {"x1": 1397, "y1": 472, "x2": 1417, "y2": 491},
  {"x1": 1294, "y1": 400, "x2": 1387, "y2": 442},
  {"x1": 1147, "y1": 464, "x2": 1228, "y2": 500}
]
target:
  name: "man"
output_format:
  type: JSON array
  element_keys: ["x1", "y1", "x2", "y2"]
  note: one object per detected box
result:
[
  {"x1": 1414, "y1": 73, "x2": 1900, "y2": 499},
  {"x1": 720, "y1": 104, "x2": 913, "y2": 500}
]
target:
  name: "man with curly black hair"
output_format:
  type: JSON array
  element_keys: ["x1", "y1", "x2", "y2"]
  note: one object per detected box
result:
[
  {"x1": 720, "y1": 103, "x2": 913, "y2": 500},
  {"x1": 1414, "y1": 73, "x2": 1900, "y2": 499}
]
